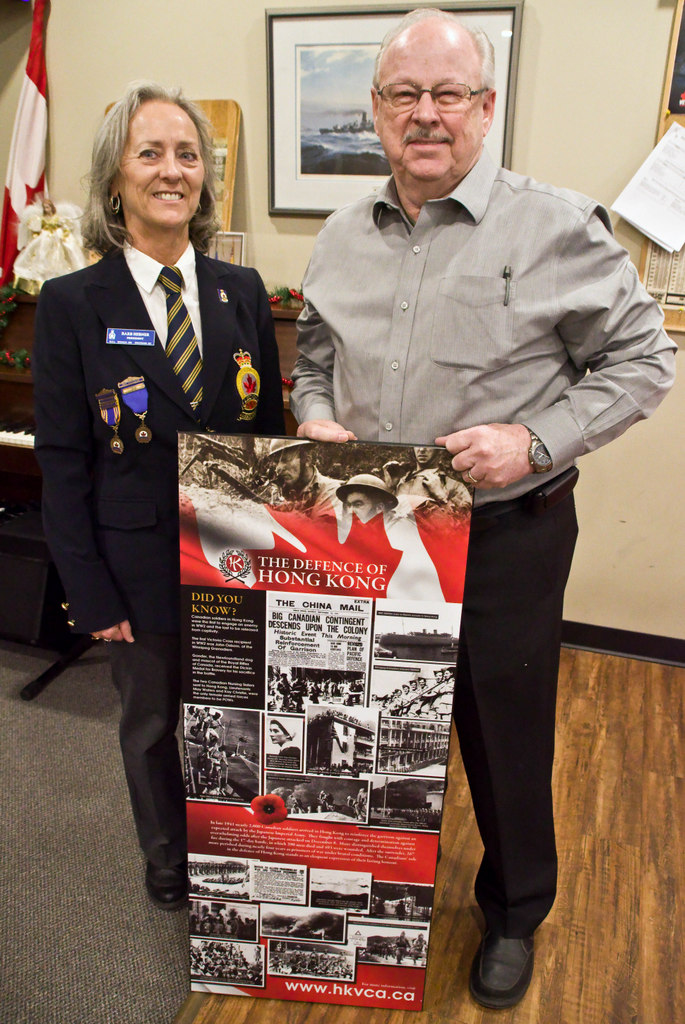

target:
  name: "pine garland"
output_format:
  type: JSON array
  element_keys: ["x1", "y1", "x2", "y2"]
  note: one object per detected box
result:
[
  {"x1": 0, "y1": 285, "x2": 18, "y2": 336},
  {"x1": 268, "y1": 286, "x2": 304, "y2": 308},
  {"x1": 0, "y1": 287, "x2": 30, "y2": 368},
  {"x1": 0, "y1": 347, "x2": 30, "y2": 369}
]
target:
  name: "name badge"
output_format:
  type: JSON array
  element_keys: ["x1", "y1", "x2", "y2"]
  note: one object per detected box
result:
[{"x1": 106, "y1": 328, "x2": 156, "y2": 346}]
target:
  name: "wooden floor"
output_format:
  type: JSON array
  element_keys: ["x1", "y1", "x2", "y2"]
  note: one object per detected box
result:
[{"x1": 174, "y1": 648, "x2": 684, "y2": 1024}]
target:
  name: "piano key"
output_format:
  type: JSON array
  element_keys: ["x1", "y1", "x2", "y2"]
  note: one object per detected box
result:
[{"x1": 0, "y1": 425, "x2": 35, "y2": 448}]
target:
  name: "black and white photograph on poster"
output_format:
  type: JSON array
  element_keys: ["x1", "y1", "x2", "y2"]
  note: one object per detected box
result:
[
  {"x1": 260, "y1": 903, "x2": 347, "y2": 944},
  {"x1": 367, "y1": 775, "x2": 444, "y2": 832},
  {"x1": 267, "y1": 591, "x2": 372, "y2": 672},
  {"x1": 250, "y1": 861, "x2": 308, "y2": 905},
  {"x1": 179, "y1": 434, "x2": 339, "y2": 519},
  {"x1": 305, "y1": 703, "x2": 379, "y2": 777},
  {"x1": 268, "y1": 939, "x2": 357, "y2": 981},
  {"x1": 180, "y1": 587, "x2": 266, "y2": 708},
  {"x1": 381, "y1": 444, "x2": 472, "y2": 514},
  {"x1": 369, "y1": 662, "x2": 455, "y2": 720},
  {"x1": 265, "y1": 714, "x2": 303, "y2": 771},
  {"x1": 182, "y1": 434, "x2": 460, "y2": 517},
  {"x1": 309, "y1": 868, "x2": 372, "y2": 913},
  {"x1": 189, "y1": 900, "x2": 259, "y2": 940},
  {"x1": 184, "y1": 706, "x2": 261, "y2": 803},
  {"x1": 370, "y1": 881, "x2": 434, "y2": 922},
  {"x1": 348, "y1": 918, "x2": 429, "y2": 967},
  {"x1": 265, "y1": 772, "x2": 370, "y2": 822},
  {"x1": 190, "y1": 937, "x2": 265, "y2": 987},
  {"x1": 267, "y1": 666, "x2": 366, "y2": 711},
  {"x1": 377, "y1": 717, "x2": 450, "y2": 777},
  {"x1": 372, "y1": 598, "x2": 461, "y2": 663},
  {"x1": 189, "y1": 855, "x2": 252, "y2": 901}
]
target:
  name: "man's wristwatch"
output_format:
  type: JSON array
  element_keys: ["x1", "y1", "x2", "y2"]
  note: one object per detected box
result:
[{"x1": 525, "y1": 428, "x2": 553, "y2": 473}]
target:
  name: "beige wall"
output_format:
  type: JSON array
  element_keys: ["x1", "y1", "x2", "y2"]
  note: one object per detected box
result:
[{"x1": 1, "y1": 0, "x2": 683, "y2": 638}]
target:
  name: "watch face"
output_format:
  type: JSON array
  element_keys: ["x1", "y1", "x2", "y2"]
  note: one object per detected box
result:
[{"x1": 532, "y1": 443, "x2": 552, "y2": 470}]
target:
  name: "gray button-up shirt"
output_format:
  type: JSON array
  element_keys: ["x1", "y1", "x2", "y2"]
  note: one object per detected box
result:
[{"x1": 291, "y1": 151, "x2": 676, "y2": 503}]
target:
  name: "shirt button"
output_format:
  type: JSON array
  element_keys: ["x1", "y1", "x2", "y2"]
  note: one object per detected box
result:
[
  {"x1": 384, "y1": 422, "x2": 393, "y2": 431},
  {"x1": 400, "y1": 301, "x2": 409, "y2": 311},
  {"x1": 413, "y1": 245, "x2": 421, "y2": 254},
  {"x1": 391, "y1": 360, "x2": 399, "y2": 370}
]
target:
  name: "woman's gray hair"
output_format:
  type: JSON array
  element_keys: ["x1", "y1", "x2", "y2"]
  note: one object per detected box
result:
[
  {"x1": 373, "y1": 8, "x2": 495, "y2": 92},
  {"x1": 81, "y1": 81, "x2": 219, "y2": 255}
]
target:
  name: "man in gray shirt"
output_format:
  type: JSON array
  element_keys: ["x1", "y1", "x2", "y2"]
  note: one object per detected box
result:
[{"x1": 291, "y1": 8, "x2": 675, "y2": 1009}]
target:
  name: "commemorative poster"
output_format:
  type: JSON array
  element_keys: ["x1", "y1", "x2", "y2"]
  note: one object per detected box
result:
[{"x1": 178, "y1": 433, "x2": 472, "y2": 1010}]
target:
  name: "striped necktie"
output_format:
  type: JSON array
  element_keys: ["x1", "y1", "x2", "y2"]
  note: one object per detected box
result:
[{"x1": 158, "y1": 265, "x2": 203, "y2": 412}]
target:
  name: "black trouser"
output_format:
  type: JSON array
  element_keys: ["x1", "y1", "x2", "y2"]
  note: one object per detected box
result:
[
  {"x1": 109, "y1": 632, "x2": 187, "y2": 868},
  {"x1": 453, "y1": 491, "x2": 578, "y2": 937}
]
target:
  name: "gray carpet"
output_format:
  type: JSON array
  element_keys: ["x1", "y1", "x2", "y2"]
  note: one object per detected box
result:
[{"x1": 0, "y1": 639, "x2": 189, "y2": 1024}]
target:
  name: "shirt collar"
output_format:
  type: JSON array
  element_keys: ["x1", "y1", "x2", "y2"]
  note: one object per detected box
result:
[
  {"x1": 123, "y1": 241, "x2": 196, "y2": 294},
  {"x1": 372, "y1": 149, "x2": 498, "y2": 226}
]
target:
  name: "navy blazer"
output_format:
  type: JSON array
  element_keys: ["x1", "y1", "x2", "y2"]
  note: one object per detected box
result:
[{"x1": 33, "y1": 249, "x2": 285, "y2": 634}]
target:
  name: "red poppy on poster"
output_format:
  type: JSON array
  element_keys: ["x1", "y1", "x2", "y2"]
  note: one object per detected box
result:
[{"x1": 179, "y1": 434, "x2": 472, "y2": 1008}]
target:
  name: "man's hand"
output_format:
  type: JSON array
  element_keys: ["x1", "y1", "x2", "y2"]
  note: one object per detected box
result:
[
  {"x1": 91, "y1": 619, "x2": 135, "y2": 643},
  {"x1": 435, "y1": 423, "x2": 533, "y2": 490},
  {"x1": 296, "y1": 419, "x2": 357, "y2": 443}
]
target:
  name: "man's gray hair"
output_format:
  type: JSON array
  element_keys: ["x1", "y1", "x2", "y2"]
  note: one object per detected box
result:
[
  {"x1": 373, "y1": 8, "x2": 495, "y2": 92},
  {"x1": 81, "y1": 81, "x2": 218, "y2": 255}
]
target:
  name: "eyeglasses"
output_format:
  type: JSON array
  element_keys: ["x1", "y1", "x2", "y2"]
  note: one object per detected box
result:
[{"x1": 376, "y1": 82, "x2": 488, "y2": 111}]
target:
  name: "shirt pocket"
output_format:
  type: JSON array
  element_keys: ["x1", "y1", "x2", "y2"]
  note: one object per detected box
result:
[{"x1": 430, "y1": 275, "x2": 516, "y2": 371}]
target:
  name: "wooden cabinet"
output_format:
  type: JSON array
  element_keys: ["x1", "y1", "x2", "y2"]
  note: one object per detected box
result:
[
  {"x1": 270, "y1": 306, "x2": 300, "y2": 436},
  {"x1": 0, "y1": 295, "x2": 40, "y2": 503}
]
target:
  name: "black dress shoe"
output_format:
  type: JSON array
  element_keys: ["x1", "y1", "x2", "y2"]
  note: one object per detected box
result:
[
  {"x1": 145, "y1": 860, "x2": 188, "y2": 911},
  {"x1": 469, "y1": 930, "x2": 534, "y2": 1008}
]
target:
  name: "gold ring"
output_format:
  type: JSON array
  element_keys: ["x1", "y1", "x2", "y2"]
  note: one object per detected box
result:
[{"x1": 465, "y1": 468, "x2": 481, "y2": 485}]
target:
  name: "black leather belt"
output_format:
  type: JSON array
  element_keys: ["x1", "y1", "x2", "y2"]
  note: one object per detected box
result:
[{"x1": 471, "y1": 466, "x2": 579, "y2": 531}]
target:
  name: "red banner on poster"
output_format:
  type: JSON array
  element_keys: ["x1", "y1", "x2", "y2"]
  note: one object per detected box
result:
[{"x1": 178, "y1": 434, "x2": 471, "y2": 1008}]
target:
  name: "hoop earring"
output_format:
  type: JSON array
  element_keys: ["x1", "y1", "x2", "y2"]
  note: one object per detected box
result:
[{"x1": 109, "y1": 194, "x2": 121, "y2": 215}]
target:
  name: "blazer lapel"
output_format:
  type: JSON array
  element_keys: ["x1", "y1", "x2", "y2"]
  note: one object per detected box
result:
[
  {"x1": 195, "y1": 252, "x2": 240, "y2": 420},
  {"x1": 84, "y1": 252, "x2": 195, "y2": 417}
]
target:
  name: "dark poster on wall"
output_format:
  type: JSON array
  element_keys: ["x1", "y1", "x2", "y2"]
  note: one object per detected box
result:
[{"x1": 178, "y1": 433, "x2": 472, "y2": 1009}]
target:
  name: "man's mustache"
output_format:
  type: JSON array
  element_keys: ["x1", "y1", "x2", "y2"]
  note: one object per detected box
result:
[{"x1": 402, "y1": 127, "x2": 454, "y2": 145}]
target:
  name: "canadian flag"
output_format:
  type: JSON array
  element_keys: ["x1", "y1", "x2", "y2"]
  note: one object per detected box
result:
[{"x1": 0, "y1": 0, "x2": 49, "y2": 286}]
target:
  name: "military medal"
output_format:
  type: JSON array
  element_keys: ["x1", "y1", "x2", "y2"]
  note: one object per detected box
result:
[
  {"x1": 96, "y1": 388, "x2": 124, "y2": 454},
  {"x1": 118, "y1": 375, "x2": 152, "y2": 443},
  {"x1": 233, "y1": 349, "x2": 261, "y2": 421}
]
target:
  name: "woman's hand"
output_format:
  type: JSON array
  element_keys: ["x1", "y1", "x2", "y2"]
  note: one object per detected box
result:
[{"x1": 91, "y1": 620, "x2": 135, "y2": 643}]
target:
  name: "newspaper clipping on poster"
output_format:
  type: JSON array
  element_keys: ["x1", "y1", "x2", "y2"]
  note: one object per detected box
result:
[{"x1": 178, "y1": 434, "x2": 472, "y2": 1010}]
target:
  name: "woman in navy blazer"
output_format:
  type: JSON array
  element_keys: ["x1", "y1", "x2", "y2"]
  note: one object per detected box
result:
[{"x1": 33, "y1": 82, "x2": 285, "y2": 909}]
